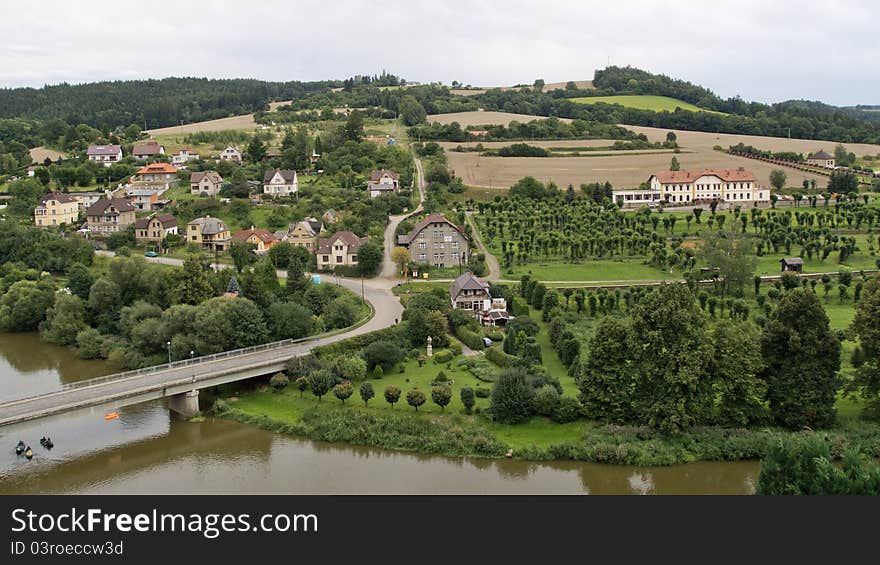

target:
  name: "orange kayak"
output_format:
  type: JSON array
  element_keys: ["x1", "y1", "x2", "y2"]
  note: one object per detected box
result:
[{"x1": 105, "y1": 411, "x2": 119, "y2": 421}]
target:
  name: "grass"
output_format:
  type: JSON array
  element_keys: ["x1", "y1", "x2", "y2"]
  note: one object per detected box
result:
[
  {"x1": 502, "y1": 259, "x2": 680, "y2": 282},
  {"x1": 569, "y1": 95, "x2": 726, "y2": 114}
]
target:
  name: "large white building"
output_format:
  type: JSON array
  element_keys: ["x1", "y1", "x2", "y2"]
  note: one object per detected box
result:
[{"x1": 614, "y1": 169, "x2": 769, "y2": 207}]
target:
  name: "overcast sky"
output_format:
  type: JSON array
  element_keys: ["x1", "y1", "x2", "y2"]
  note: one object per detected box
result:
[{"x1": 2, "y1": 0, "x2": 877, "y2": 106}]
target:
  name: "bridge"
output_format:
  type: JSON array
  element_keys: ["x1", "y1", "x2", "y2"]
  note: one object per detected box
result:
[{"x1": 0, "y1": 276, "x2": 402, "y2": 427}]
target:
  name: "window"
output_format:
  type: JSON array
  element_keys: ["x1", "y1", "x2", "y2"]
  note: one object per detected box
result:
[
  {"x1": 419, "y1": 241, "x2": 426, "y2": 249},
  {"x1": 419, "y1": 253, "x2": 426, "y2": 261},
  {"x1": 322, "y1": 255, "x2": 329, "y2": 262},
  {"x1": 351, "y1": 255, "x2": 358, "y2": 262},
  {"x1": 336, "y1": 256, "x2": 343, "y2": 263}
]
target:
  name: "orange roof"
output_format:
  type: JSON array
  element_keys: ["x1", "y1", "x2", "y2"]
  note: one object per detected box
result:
[
  {"x1": 232, "y1": 227, "x2": 277, "y2": 244},
  {"x1": 653, "y1": 169, "x2": 757, "y2": 184},
  {"x1": 135, "y1": 163, "x2": 179, "y2": 175}
]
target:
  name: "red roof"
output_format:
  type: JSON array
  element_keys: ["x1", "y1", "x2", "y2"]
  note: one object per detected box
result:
[
  {"x1": 653, "y1": 169, "x2": 757, "y2": 184},
  {"x1": 135, "y1": 163, "x2": 179, "y2": 175},
  {"x1": 232, "y1": 227, "x2": 277, "y2": 244}
]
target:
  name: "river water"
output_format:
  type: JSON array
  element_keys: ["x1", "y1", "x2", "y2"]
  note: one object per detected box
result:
[{"x1": 0, "y1": 333, "x2": 759, "y2": 494}]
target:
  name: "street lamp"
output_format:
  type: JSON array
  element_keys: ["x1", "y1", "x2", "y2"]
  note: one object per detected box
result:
[
  {"x1": 167, "y1": 341, "x2": 172, "y2": 365},
  {"x1": 190, "y1": 350, "x2": 196, "y2": 383}
]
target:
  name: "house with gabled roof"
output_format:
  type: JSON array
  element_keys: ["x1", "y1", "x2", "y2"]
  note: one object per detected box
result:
[
  {"x1": 316, "y1": 231, "x2": 368, "y2": 270},
  {"x1": 34, "y1": 193, "x2": 79, "y2": 228},
  {"x1": 614, "y1": 169, "x2": 769, "y2": 207},
  {"x1": 397, "y1": 214, "x2": 468, "y2": 268},
  {"x1": 263, "y1": 169, "x2": 298, "y2": 197},
  {"x1": 219, "y1": 146, "x2": 242, "y2": 163},
  {"x1": 186, "y1": 215, "x2": 230, "y2": 251},
  {"x1": 368, "y1": 168, "x2": 400, "y2": 197},
  {"x1": 806, "y1": 149, "x2": 835, "y2": 168},
  {"x1": 87, "y1": 145, "x2": 123, "y2": 167},
  {"x1": 134, "y1": 213, "x2": 178, "y2": 242},
  {"x1": 171, "y1": 148, "x2": 199, "y2": 167},
  {"x1": 232, "y1": 226, "x2": 278, "y2": 253},
  {"x1": 450, "y1": 271, "x2": 509, "y2": 325},
  {"x1": 283, "y1": 217, "x2": 323, "y2": 251},
  {"x1": 130, "y1": 162, "x2": 180, "y2": 190},
  {"x1": 132, "y1": 140, "x2": 165, "y2": 160},
  {"x1": 190, "y1": 171, "x2": 224, "y2": 196},
  {"x1": 85, "y1": 198, "x2": 136, "y2": 234}
]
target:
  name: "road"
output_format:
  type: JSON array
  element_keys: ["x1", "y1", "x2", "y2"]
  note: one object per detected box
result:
[
  {"x1": 382, "y1": 155, "x2": 426, "y2": 278},
  {"x1": 465, "y1": 211, "x2": 501, "y2": 280}
]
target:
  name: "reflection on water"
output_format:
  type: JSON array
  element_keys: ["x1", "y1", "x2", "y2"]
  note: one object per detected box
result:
[
  {"x1": 0, "y1": 333, "x2": 111, "y2": 401},
  {"x1": 0, "y1": 333, "x2": 759, "y2": 495}
]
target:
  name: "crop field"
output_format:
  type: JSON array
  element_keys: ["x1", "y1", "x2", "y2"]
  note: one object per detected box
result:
[
  {"x1": 147, "y1": 114, "x2": 259, "y2": 135},
  {"x1": 28, "y1": 146, "x2": 65, "y2": 162},
  {"x1": 570, "y1": 95, "x2": 723, "y2": 114},
  {"x1": 429, "y1": 111, "x2": 572, "y2": 128}
]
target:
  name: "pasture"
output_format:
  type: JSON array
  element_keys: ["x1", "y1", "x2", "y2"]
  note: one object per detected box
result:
[{"x1": 570, "y1": 95, "x2": 723, "y2": 114}]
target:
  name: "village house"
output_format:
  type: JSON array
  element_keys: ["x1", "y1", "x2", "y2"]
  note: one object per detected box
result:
[
  {"x1": 186, "y1": 215, "x2": 230, "y2": 251},
  {"x1": 219, "y1": 146, "x2": 242, "y2": 163},
  {"x1": 316, "y1": 231, "x2": 368, "y2": 270},
  {"x1": 123, "y1": 188, "x2": 168, "y2": 211},
  {"x1": 367, "y1": 169, "x2": 400, "y2": 198},
  {"x1": 322, "y1": 209, "x2": 341, "y2": 225},
  {"x1": 232, "y1": 226, "x2": 278, "y2": 253},
  {"x1": 190, "y1": 171, "x2": 224, "y2": 196},
  {"x1": 85, "y1": 198, "x2": 136, "y2": 234},
  {"x1": 68, "y1": 191, "x2": 107, "y2": 211},
  {"x1": 397, "y1": 214, "x2": 469, "y2": 268},
  {"x1": 87, "y1": 145, "x2": 123, "y2": 167},
  {"x1": 280, "y1": 217, "x2": 323, "y2": 251},
  {"x1": 34, "y1": 193, "x2": 79, "y2": 228},
  {"x1": 449, "y1": 271, "x2": 509, "y2": 326},
  {"x1": 170, "y1": 148, "x2": 199, "y2": 167},
  {"x1": 806, "y1": 149, "x2": 835, "y2": 168},
  {"x1": 27, "y1": 165, "x2": 38, "y2": 177},
  {"x1": 134, "y1": 213, "x2": 178, "y2": 242},
  {"x1": 130, "y1": 163, "x2": 180, "y2": 190},
  {"x1": 263, "y1": 169, "x2": 298, "y2": 197},
  {"x1": 613, "y1": 169, "x2": 769, "y2": 207},
  {"x1": 132, "y1": 140, "x2": 165, "y2": 160}
]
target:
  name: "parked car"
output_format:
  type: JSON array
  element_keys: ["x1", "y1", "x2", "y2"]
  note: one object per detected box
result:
[
  {"x1": 482, "y1": 337, "x2": 493, "y2": 347},
  {"x1": 144, "y1": 251, "x2": 158, "y2": 258}
]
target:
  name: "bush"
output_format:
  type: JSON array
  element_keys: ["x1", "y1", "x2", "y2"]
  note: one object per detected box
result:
[
  {"x1": 362, "y1": 340, "x2": 406, "y2": 370},
  {"x1": 431, "y1": 385, "x2": 452, "y2": 411},
  {"x1": 406, "y1": 389, "x2": 426, "y2": 411},
  {"x1": 485, "y1": 347, "x2": 517, "y2": 367},
  {"x1": 490, "y1": 368, "x2": 534, "y2": 424},
  {"x1": 460, "y1": 387, "x2": 475, "y2": 414},
  {"x1": 532, "y1": 385, "x2": 560, "y2": 416},
  {"x1": 333, "y1": 381, "x2": 354, "y2": 404},
  {"x1": 75, "y1": 327, "x2": 105, "y2": 359},
  {"x1": 295, "y1": 376, "x2": 309, "y2": 397},
  {"x1": 359, "y1": 381, "x2": 375, "y2": 407},
  {"x1": 454, "y1": 356, "x2": 498, "y2": 382},
  {"x1": 433, "y1": 350, "x2": 453, "y2": 364},
  {"x1": 551, "y1": 397, "x2": 582, "y2": 423},
  {"x1": 384, "y1": 385, "x2": 402, "y2": 408},
  {"x1": 475, "y1": 387, "x2": 491, "y2": 398},
  {"x1": 456, "y1": 326, "x2": 485, "y2": 350},
  {"x1": 447, "y1": 341, "x2": 462, "y2": 356},
  {"x1": 333, "y1": 356, "x2": 368, "y2": 382},
  {"x1": 372, "y1": 365, "x2": 384, "y2": 379},
  {"x1": 486, "y1": 331, "x2": 504, "y2": 342},
  {"x1": 269, "y1": 372, "x2": 289, "y2": 393}
]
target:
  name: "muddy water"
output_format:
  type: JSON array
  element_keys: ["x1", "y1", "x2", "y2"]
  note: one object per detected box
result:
[{"x1": 0, "y1": 334, "x2": 759, "y2": 494}]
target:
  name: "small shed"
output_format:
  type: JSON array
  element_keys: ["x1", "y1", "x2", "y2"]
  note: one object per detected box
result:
[{"x1": 780, "y1": 257, "x2": 804, "y2": 273}]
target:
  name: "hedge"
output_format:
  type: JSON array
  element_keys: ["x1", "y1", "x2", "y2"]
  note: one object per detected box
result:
[
  {"x1": 456, "y1": 326, "x2": 485, "y2": 351},
  {"x1": 485, "y1": 346, "x2": 517, "y2": 368},
  {"x1": 313, "y1": 324, "x2": 406, "y2": 358}
]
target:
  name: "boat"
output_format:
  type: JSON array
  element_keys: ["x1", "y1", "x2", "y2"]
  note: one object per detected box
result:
[
  {"x1": 105, "y1": 411, "x2": 119, "y2": 421},
  {"x1": 24, "y1": 447, "x2": 33, "y2": 460},
  {"x1": 15, "y1": 441, "x2": 25, "y2": 455}
]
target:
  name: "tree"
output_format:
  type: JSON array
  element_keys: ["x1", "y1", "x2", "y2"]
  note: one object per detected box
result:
[
  {"x1": 490, "y1": 368, "x2": 534, "y2": 424},
  {"x1": 356, "y1": 241, "x2": 382, "y2": 277},
  {"x1": 173, "y1": 255, "x2": 214, "y2": 305},
  {"x1": 361, "y1": 340, "x2": 405, "y2": 371},
  {"x1": 384, "y1": 385, "x2": 401, "y2": 408},
  {"x1": 65, "y1": 262, "x2": 94, "y2": 300},
  {"x1": 246, "y1": 136, "x2": 267, "y2": 162},
  {"x1": 850, "y1": 276, "x2": 880, "y2": 418},
  {"x1": 709, "y1": 321, "x2": 768, "y2": 426},
  {"x1": 533, "y1": 78, "x2": 545, "y2": 92},
  {"x1": 769, "y1": 169, "x2": 787, "y2": 191},
  {"x1": 333, "y1": 381, "x2": 354, "y2": 404},
  {"x1": 666, "y1": 131, "x2": 677, "y2": 144},
  {"x1": 343, "y1": 110, "x2": 365, "y2": 142},
  {"x1": 761, "y1": 290, "x2": 840, "y2": 429},
  {"x1": 229, "y1": 242, "x2": 257, "y2": 273},
  {"x1": 406, "y1": 389, "x2": 426, "y2": 411},
  {"x1": 88, "y1": 278, "x2": 122, "y2": 333},
  {"x1": 41, "y1": 292, "x2": 88, "y2": 346},
  {"x1": 398, "y1": 95, "x2": 427, "y2": 126},
  {"x1": 194, "y1": 296, "x2": 269, "y2": 353},
  {"x1": 270, "y1": 372, "x2": 289, "y2": 393},
  {"x1": 577, "y1": 317, "x2": 635, "y2": 423},
  {"x1": 532, "y1": 385, "x2": 560, "y2": 416},
  {"x1": 669, "y1": 156, "x2": 680, "y2": 171},
  {"x1": 391, "y1": 247, "x2": 410, "y2": 275},
  {"x1": 699, "y1": 229, "x2": 757, "y2": 298},
  {"x1": 460, "y1": 387, "x2": 475, "y2": 414},
  {"x1": 359, "y1": 381, "x2": 375, "y2": 407},
  {"x1": 407, "y1": 308, "x2": 448, "y2": 348},
  {"x1": 431, "y1": 385, "x2": 452, "y2": 412},
  {"x1": 268, "y1": 301, "x2": 314, "y2": 339},
  {"x1": 629, "y1": 284, "x2": 714, "y2": 432},
  {"x1": 295, "y1": 376, "x2": 309, "y2": 397},
  {"x1": 308, "y1": 369, "x2": 334, "y2": 401},
  {"x1": 336, "y1": 356, "x2": 368, "y2": 382},
  {"x1": 284, "y1": 254, "x2": 310, "y2": 296}
]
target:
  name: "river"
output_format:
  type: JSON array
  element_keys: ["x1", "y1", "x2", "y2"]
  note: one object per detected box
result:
[{"x1": 0, "y1": 333, "x2": 759, "y2": 494}]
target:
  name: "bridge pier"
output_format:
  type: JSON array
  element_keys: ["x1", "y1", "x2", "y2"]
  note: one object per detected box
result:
[{"x1": 168, "y1": 389, "x2": 200, "y2": 417}]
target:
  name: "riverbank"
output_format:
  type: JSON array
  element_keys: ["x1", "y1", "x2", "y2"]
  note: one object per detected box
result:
[{"x1": 216, "y1": 386, "x2": 880, "y2": 466}]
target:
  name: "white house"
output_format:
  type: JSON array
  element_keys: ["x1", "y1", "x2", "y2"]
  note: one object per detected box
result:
[
  {"x1": 449, "y1": 271, "x2": 509, "y2": 326},
  {"x1": 262, "y1": 169, "x2": 298, "y2": 197},
  {"x1": 614, "y1": 169, "x2": 769, "y2": 207},
  {"x1": 219, "y1": 146, "x2": 243, "y2": 163},
  {"x1": 132, "y1": 141, "x2": 165, "y2": 160},
  {"x1": 171, "y1": 148, "x2": 199, "y2": 167},
  {"x1": 316, "y1": 231, "x2": 368, "y2": 270},
  {"x1": 367, "y1": 169, "x2": 400, "y2": 197},
  {"x1": 87, "y1": 145, "x2": 123, "y2": 167}
]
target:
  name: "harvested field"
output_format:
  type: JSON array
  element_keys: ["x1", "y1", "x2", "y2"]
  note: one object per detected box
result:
[
  {"x1": 626, "y1": 125, "x2": 880, "y2": 157},
  {"x1": 429, "y1": 111, "x2": 572, "y2": 127},
  {"x1": 29, "y1": 146, "x2": 64, "y2": 162},
  {"x1": 439, "y1": 140, "x2": 617, "y2": 150},
  {"x1": 450, "y1": 89, "x2": 486, "y2": 96},
  {"x1": 448, "y1": 147, "x2": 828, "y2": 190},
  {"x1": 497, "y1": 80, "x2": 594, "y2": 93},
  {"x1": 147, "y1": 114, "x2": 258, "y2": 135},
  {"x1": 267, "y1": 100, "x2": 292, "y2": 111},
  {"x1": 571, "y1": 95, "x2": 722, "y2": 114}
]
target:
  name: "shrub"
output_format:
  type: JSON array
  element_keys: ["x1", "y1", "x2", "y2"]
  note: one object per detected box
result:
[
  {"x1": 532, "y1": 385, "x2": 560, "y2": 416},
  {"x1": 456, "y1": 326, "x2": 485, "y2": 350},
  {"x1": 334, "y1": 356, "x2": 368, "y2": 382},
  {"x1": 460, "y1": 387, "x2": 475, "y2": 414},
  {"x1": 434, "y1": 371, "x2": 449, "y2": 383},
  {"x1": 485, "y1": 347, "x2": 517, "y2": 367},
  {"x1": 333, "y1": 381, "x2": 354, "y2": 404},
  {"x1": 551, "y1": 397, "x2": 582, "y2": 423},
  {"x1": 362, "y1": 339, "x2": 405, "y2": 370},
  {"x1": 406, "y1": 389, "x2": 426, "y2": 411},
  {"x1": 447, "y1": 341, "x2": 462, "y2": 356},
  {"x1": 431, "y1": 385, "x2": 452, "y2": 412},
  {"x1": 384, "y1": 385, "x2": 401, "y2": 408},
  {"x1": 75, "y1": 327, "x2": 104, "y2": 359},
  {"x1": 212, "y1": 399, "x2": 229, "y2": 413},
  {"x1": 295, "y1": 376, "x2": 309, "y2": 397},
  {"x1": 308, "y1": 370, "x2": 334, "y2": 401},
  {"x1": 490, "y1": 368, "x2": 534, "y2": 424},
  {"x1": 486, "y1": 331, "x2": 504, "y2": 342},
  {"x1": 475, "y1": 387, "x2": 491, "y2": 398},
  {"x1": 359, "y1": 381, "x2": 375, "y2": 407},
  {"x1": 454, "y1": 356, "x2": 498, "y2": 382},
  {"x1": 433, "y1": 350, "x2": 453, "y2": 364},
  {"x1": 269, "y1": 372, "x2": 289, "y2": 393},
  {"x1": 372, "y1": 364, "x2": 384, "y2": 379}
]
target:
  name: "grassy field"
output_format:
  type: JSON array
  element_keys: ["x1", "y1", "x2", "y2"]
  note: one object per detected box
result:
[
  {"x1": 429, "y1": 111, "x2": 573, "y2": 128},
  {"x1": 570, "y1": 95, "x2": 722, "y2": 114}
]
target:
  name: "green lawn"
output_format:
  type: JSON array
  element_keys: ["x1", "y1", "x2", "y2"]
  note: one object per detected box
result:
[
  {"x1": 503, "y1": 259, "x2": 679, "y2": 282},
  {"x1": 569, "y1": 95, "x2": 725, "y2": 114}
]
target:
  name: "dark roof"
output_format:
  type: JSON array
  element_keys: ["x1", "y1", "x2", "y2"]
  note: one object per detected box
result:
[
  {"x1": 87, "y1": 145, "x2": 122, "y2": 156},
  {"x1": 781, "y1": 257, "x2": 804, "y2": 265},
  {"x1": 263, "y1": 169, "x2": 297, "y2": 183},
  {"x1": 39, "y1": 192, "x2": 76, "y2": 205},
  {"x1": 371, "y1": 169, "x2": 399, "y2": 181},
  {"x1": 316, "y1": 231, "x2": 367, "y2": 254},
  {"x1": 398, "y1": 214, "x2": 464, "y2": 245},
  {"x1": 808, "y1": 150, "x2": 834, "y2": 160},
  {"x1": 450, "y1": 271, "x2": 489, "y2": 301},
  {"x1": 190, "y1": 171, "x2": 223, "y2": 184},
  {"x1": 132, "y1": 141, "x2": 163, "y2": 155},
  {"x1": 86, "y1": 198, "x2": 135, "y2": 215},
  {"x1": 134, "y1": 214, "x2": 177, "y2": 229}
]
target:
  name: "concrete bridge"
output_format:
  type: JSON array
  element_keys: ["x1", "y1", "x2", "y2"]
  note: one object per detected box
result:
[{"x1": 0, "y1": 276, "x2": 402, "y2": 427}]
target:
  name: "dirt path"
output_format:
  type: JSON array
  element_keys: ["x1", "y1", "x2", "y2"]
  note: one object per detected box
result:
[
  {"x1": 465, "y1": 211, "x2": 501, "y2": 280},
  {"x1": 381, "y1": 155, "x2": 426, "y2": 279}
]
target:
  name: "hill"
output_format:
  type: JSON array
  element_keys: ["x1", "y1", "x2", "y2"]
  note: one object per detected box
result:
[{"x1": 569, "y1": 95, "x2": 724, "y2": 114}]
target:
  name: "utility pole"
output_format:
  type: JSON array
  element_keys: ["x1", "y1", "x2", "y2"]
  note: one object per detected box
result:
[{"x1": 361, "y1": 276, "x2": 365, "y2": 304}]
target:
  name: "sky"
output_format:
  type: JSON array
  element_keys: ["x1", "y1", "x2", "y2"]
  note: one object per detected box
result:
[{"x1": 2, "y1": 0, "x2": 878, "y2": 106}]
